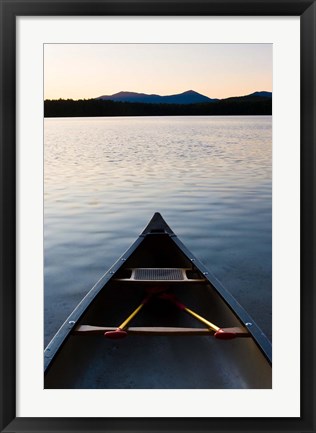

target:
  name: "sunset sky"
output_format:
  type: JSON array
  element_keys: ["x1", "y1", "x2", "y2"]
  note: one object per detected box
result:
[{"x1": 44, "y1": 43, "x2": 272, "y2": 100}]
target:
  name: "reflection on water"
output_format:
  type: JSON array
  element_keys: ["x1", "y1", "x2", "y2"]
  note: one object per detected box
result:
[{"x1": 44, "y1": 116, "x2": 272, "y2": 345}]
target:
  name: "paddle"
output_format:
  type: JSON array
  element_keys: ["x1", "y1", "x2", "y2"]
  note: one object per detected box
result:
[
  {"x1": 160, "y1": 293, "x2": 220, "y2": 332},
  {"x1": 160, "y1": 293, "x2": 249, "y2": 339},
  {"x1": 104, "y1": 294, "x2": 152, "y2": 339}
]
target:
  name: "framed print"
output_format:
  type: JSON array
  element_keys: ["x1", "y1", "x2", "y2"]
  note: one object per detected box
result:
[{"x1": 0, "y1": 1, "x2": 315, "y2": 432}]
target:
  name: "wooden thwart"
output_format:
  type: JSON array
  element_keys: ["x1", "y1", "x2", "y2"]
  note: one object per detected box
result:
[
  {"x1": 75, "y1": 325, "x2": 214, "y2": 335},
  {"x1": 74, "y1": 325, "x2": 250, "y2": 337}
]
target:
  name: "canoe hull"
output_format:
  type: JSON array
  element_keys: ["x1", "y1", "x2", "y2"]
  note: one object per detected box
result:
[
  {"x1": 44, "y1": 213, "x2": 272, "y2": 389},
  {"x1": 45, "y1": 335, "x2": 271, "y2": 389}
]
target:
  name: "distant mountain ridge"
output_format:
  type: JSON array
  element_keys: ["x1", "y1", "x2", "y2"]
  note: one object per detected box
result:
[
  {"x1": 96, "y1": 89, "x2": 271, "y2": 104},
  {"x1": 45, "y1": 90, "x2": 272, "y2": 117},
  {"x1": 250, "y1": 91, "x2": 272, "y2": 98},
  {"x1": 96, "y1": 90, "x2": 218, "y2": 104}
]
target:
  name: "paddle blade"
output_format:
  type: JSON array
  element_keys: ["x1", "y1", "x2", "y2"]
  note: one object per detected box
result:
[
  {"x1": 214, "y1": 329, "x2": 237, "y2": 340},
  {"x1": 104, "y1": 329, "x2": 128, "y2": 339},
  {"x1": 214, "y1": 327, "x2": 250, "y2": 339}
]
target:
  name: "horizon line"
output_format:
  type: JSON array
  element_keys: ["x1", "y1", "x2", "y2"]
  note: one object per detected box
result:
[{"x1": 45, "y1": 89, "x2": 273, "y2": 101}]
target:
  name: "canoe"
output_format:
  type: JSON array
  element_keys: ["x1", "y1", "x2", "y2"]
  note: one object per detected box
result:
[{"x1": 44, "y1": 213, "x2": 272, "y2": 389}]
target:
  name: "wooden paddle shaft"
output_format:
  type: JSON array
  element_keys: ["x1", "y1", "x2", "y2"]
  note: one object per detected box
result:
[
  {"x1": 183, "y1": 306, "x2": 220, "y2": 332},
  {"x1": 119, "y1": 303, "x2": 145, "y2": 330},
  {"x1": 161, "y1": 294, "x2": 220, "y2": 332},
  {"x1": 118, "y1": 294, "x2": 152, "y2": 330}
]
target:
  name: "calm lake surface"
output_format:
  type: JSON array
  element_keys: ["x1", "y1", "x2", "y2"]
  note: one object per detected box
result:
[{"x1": 44, "y1": 116, "x2": 272, "y2": 346}]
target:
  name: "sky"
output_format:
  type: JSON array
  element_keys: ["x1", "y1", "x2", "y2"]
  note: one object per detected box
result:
[{"x1": 44, "y1": 44, "x2": 272, "y2": 100}]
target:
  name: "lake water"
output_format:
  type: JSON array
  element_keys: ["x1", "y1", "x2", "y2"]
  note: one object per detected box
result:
[{"x1": 44, "y1": 116, "x2": 272, "y2": 346}]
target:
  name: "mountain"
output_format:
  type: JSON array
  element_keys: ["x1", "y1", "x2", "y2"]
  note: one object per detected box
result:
[
  {"x1": 45, "y1": 90, "x2": 272, "y2": 117},
  {"x1": 96, "y1": 90, "x2": 218, "y2": 104},
  {"x1": 247, "y1": 91, "x2": 272, "y2": 98},
  {"x1": 222, "y1": 91, "x2": 272, "y2": 101}
]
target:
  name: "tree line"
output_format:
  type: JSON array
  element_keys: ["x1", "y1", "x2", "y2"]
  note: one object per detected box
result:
[{"x1": 44, "y1": 96, "x2": 272, "y2": 117}]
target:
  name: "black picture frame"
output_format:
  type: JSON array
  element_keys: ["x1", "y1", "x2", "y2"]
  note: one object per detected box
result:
[{"x1": 0, "y1": 1, "x2": 315, "y2": 432}]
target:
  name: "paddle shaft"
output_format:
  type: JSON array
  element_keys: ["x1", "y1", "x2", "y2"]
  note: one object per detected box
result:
[
  {"x1": 161, "y1": 294, "x2": 220, "y2": 332},
  {"x1": 161, "y1": 294, "x2": 250, "y2": 338},
  {"x1": 104, "y1": 294, "x2": 152, "y2": 339},
  {"x1": 182, "y1": 306, "x2": 220, "y2": 332},
  {"x1": 118, "y1": 301, "x2": 146, "y2": 330}
]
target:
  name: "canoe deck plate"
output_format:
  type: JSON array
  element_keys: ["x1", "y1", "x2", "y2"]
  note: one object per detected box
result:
[{"x1": 116, "y1": 267, "x2": 205, "y2": 282}]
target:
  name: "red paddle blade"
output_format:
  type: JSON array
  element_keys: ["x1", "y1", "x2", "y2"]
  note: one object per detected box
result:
[
  {"x1": 214, "y1": 329, "x2": 237, "y2": 340},
  {"x1": 104, "y1": 329, "x2": 128, "y2": 339},
  {"x1": 214, "y1": 327, "x2": 250, "y2": 339}
]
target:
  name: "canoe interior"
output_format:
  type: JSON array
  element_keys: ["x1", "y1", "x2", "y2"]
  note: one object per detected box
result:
[{"x1": 45, "y1": 232, "x2": 272, "y2": 389}]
